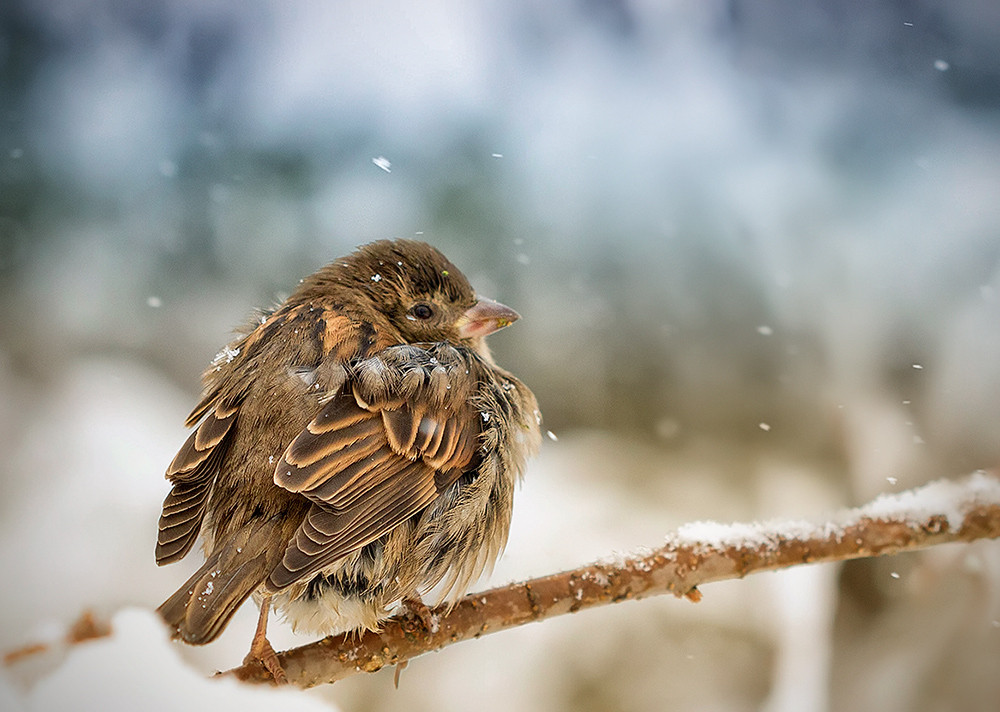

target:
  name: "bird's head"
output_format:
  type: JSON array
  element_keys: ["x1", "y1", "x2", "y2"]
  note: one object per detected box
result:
[{"x1": 298, "y1": 239, "x2": 521, "y2": 352}]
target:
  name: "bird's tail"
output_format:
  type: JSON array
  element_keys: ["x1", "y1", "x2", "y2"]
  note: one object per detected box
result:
[{"x1": 157, "y1": 521, "x2": 283, "y2": 645}]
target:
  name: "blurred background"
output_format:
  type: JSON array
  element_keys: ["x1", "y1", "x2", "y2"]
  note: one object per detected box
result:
[{"x1": 2, "y1": 0, "x2": 1000, "y2": 710}]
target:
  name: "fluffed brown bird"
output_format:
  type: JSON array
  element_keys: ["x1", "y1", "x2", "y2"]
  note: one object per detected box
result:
[{"x1": 155, "y1": 240, "x2": 540, "y2": 679}]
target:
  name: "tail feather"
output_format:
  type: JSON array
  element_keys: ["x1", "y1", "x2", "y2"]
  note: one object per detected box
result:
[{"x1": 157, "y1": 522, "x2": 282, "y2": 645}]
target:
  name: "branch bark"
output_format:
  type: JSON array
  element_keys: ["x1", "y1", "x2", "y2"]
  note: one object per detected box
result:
[{"x1": 229, "y1": 471, "x2": 1000, "y2": 687}]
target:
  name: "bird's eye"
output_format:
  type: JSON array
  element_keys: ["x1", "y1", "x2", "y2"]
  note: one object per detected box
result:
[{"x1": 411, "y1": 303, "x2": 434, "y2": 320}]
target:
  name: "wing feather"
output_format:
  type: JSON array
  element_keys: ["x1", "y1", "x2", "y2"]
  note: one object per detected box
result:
[
  {"x1": 156, "y1": 399, "x2": 240, "y2": 565},
  {"x1": 277, "y1": 420, "x2": 384, "y2": 493},
  {"x1": 268, "y1": 462, "x2": 437, "y2": 589},
  {"x1": 266, "y1": 344, "x2": 483, "y2": 591},
  {"x1": 305, "y1": 446, "x2": 399, "y2": 507},
  {"x1": 381, "y1": 407, "x2": 421, "y2": 454}
]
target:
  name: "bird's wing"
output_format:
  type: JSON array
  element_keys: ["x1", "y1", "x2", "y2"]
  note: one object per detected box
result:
[
  {"x1": 155, "y1": 394, "x2": 241, "y2": 565},
  {"x1": 267, "y1": 343, "x2": 482, "y2": 591}
]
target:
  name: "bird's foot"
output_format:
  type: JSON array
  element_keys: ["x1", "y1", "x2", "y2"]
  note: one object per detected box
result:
[
  {"x1": 244, "y1": 596, "x2": 287, "y2": 685},
  {"x1": 400, "y1": 596, "x2": 437, "y2": 633},
  {"x1": 243, "y1": 634, "x2": 287, "y2": 685}
]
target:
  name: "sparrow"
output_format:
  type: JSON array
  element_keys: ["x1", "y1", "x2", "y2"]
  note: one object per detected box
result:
[{"x1": 155, "y1": 239, "x2": 541, "y2": 680}]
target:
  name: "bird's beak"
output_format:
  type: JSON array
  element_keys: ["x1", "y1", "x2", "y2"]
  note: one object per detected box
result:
[{"x1": 457, "y1": 297, "x2": 521, "y2": 339}]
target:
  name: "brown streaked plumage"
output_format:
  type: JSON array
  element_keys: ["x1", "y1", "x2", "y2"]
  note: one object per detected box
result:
[{"x1": 155, "y1": 240, "x2": 540, "y2": 677}]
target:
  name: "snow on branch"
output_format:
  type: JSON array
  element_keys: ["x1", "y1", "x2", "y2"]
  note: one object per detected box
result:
[{"x1": 231, "y1": 471, "x2": 1000, "y2": 687}]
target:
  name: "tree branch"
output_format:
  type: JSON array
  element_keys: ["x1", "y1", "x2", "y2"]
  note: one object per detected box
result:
[{"x1": 229, "y1": 471, "x2": 1000, "y2": 687}]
